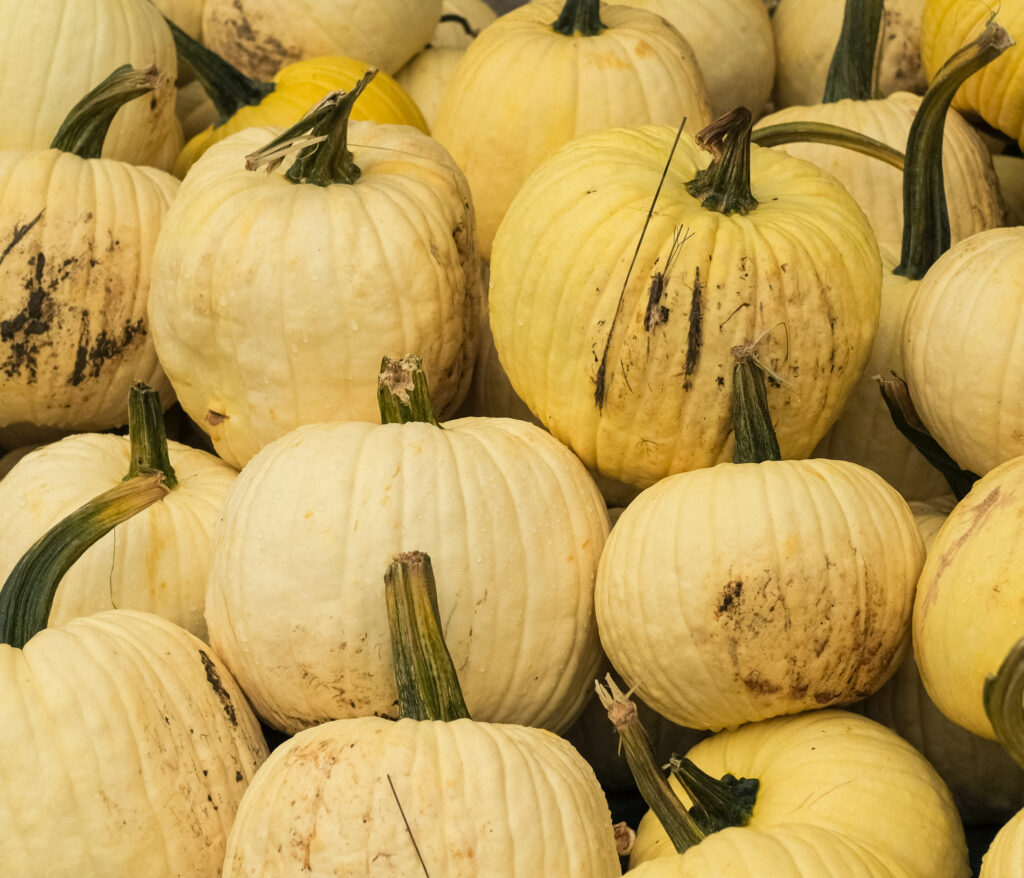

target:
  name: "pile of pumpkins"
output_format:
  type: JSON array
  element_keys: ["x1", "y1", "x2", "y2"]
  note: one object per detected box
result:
[{"x1": 0, "y1": 0, "x2": 1023, "y2": 874}]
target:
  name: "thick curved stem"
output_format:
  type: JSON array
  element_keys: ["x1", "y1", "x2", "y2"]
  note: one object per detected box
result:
[
  {"x1": 687, "y1": 109, "x2": 758, "y2": 216},
  {"x1": 751, "y1": 122, "x2": 904, "y2": 170},
  {"x1": 823, "y1": 0, "x2": 884, "y2": 102}
]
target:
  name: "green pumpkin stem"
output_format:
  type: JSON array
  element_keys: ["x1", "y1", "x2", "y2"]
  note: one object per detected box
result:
[
  {"x1": 163, "y1": 15, "x2": 273, "y2": 124},
  {"x1": 0, "y1": 474, "x2": 168, "y2": 648},
  {"x1": 896, "y1": 20, "x2": 1012, "y2": 279},
  {"x1": 687, "y1": 109, "x2": 758, "y2": 216},
  {"x1": 551, "y1": 0, "x2": 606, "y2": 36},
  {"x1": 876, "y1": 375, "x2": 978, "y2": 499},
  {"x1": 50, "y1": 65, "x2": 163, "y2": 159},
  {"x1": 732, "y1": 344, "x2": 782, "y2": 464},
  {"x1": 823, "y1": 0, "x2": 885, "y2": 102},
  {"x1": 385, "y1": 551, "x2": 471, "y2": 722},
  {"x1": 244, "y1": 69, "x2": 377, "y2": 186},
  {"x1": 751, "y1": 122, "x2": 904, "y2": 170},
  {"x1": 666, "y1": 755, "x2": 759, "y2": 835},
  {"x1": 125, "y1": 382, "x2": 178, "y2": 489},
  {"x1": 984, "y1": 636, "x2": 1024, "y2": 772},
  {"x1": 378, "y1": 355, "x2": 442, "y2": 427},
  {"x1": 596, "y1": 676, "x2": 705, "y2": 852}
]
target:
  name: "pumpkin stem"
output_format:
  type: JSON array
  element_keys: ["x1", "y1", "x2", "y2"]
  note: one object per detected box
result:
[
  {"x1": 378, "y1": 355, "x2": 442, "y2": 427},
  {"x1": 163, "y1": 15, "x2": 273, "y2": 124},
  {"x1": 125, "y1": 382, "x2": 178, "y2": 489},
  {"x1": 896, "y1": 20, "x2": 1013, "y2": 279},
  {"x1": 876, "y1": 375, "x2": 978, "y2": 499},
  {"x1": 686, "y1": 109, "x2": 758, "y2": 216},
  {"x1": 596, "y1": 676, "x2": 705, "y2": 852},
  {"x1": 50, "y1": 65, "x2": 163, "y2": 159},
  {"x1": 244, "y1": 69, "x2": 377, "y2": 186},
  {"x1": 666, "y1": 755, "x2": 759, "y2": 835},
  {"x1": 984, "y1": 637, "x2": 1024, "y2": 772},
  {"x1": 751, "y1": 122, "x2": 904, "y2": 170},
  {"x1": 731, "y1": 342, "x2": 782, "y2": 464},
  {"x1": 0, "y1": 474, "x2": 168, "y2": 648},
  {"x1": 385, "y1": 551, "x2": 471, "y2": 722},
  {"x1": 822, "y1": 0, "x2": 884, "y2": 102},
  {"x1": 551, "y1": 0, "x2": 606, "y2": 37},
  {"x1": 438, "y1": 13, "x2": 481, "y2": 39}
]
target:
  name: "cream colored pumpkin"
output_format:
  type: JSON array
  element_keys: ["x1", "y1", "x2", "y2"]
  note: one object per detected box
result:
[
  {"x1": 222, "y1": 716, "x2": 621, "y2": 876},
  {"x1": 623, "y1": 0, "x2": 775, "y2": 118},
  {"x1": 914, "y1": 455, "x2": 1024, "y2": 739},
  {"x1": 902, "y1": 227, "x2": 1024, "y2": 476},
  {"x1": 596, "y1": 458, "x2": 924, "y2": 730},
  {"x1": 148, "y1": 122, "x2": 482, "y2": 469},
  {"x1": 201, "y1": 0, "x2": 443, "y2": 78},
  {"x1": 0, "y1": 0, "x2": 179, "y2": 171},
  {"x1": 395, "y1": 47, "x2": 467, "y2": 130},
  {"x1": 1, "y1": 610, "x2": 268, "y2": 876},
  {"x1": 205, "y1": 416, "x2": 609, "y2": 735},
  {"x1": 772, "y1": 0, "x2": 927, "y2": 108},
  {"x1": 754, "y1": 93, "x2": 1004, "y2": 252},
  {"x1": 628, "y1": 709, "x2": 968, "y2": 876},
  {"x1": 981, "y1": 809, "x2": 1024, "y2": 877},
  {"x1": 0, "y1": 148, "x2": 177, "y2": 446},
  {"x1": 432, "y1": 0, "x2": 712, "y2": 259},
  {"x1": 489, "y1": 123, "x2": 881, "y2": 489},
  {"x1": 0, "y1": 433, "x2": 236, "y2": 641}
]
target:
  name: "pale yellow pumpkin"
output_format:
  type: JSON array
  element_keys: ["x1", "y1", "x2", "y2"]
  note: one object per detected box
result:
[
  {"x1": 201, "y1": 0, "x2": 443, "y2": 78},
  {"x1": 0, "y1": 0, "x2": 179, "y2": 171},
  {"x1": 981, "y1": 809, "x2": 1024, "y2": 877},
  {"x1": 432, "y1": 0, "x2": 712, "y2": 259},
  {"x1": 395, "y1": 47, "x2": 467, "y2": 130}
]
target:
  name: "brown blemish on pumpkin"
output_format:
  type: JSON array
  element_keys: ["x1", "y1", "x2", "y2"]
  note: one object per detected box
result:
[
  {"x1": 205, "y1": 410, "x2": 229, "y2": 426},
  {"x1": 69, "y1": 309, "x2": 147, "y2": 386},
  {"x1": 213, "y1": 0, "x2": 303, "y2": 80},
  {"x1": 716, "y1": 579, "x2": 743, "y2": 616},
  {"x1": 684, "y1": 266, "x2": 703, "y2": 378},
  {"x1": 743, "y1": 670, "x2": 781, "y2": 694},
  {"x1": 198, "y1": 649, "x2": 238, "y2": 726},
  {"x1": 0, "y1": 211, "x2": 44, "y2": 267}
]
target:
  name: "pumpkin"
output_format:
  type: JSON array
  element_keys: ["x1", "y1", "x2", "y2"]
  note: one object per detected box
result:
[
  {"x1": 621, "y1": 0, "x2": 775, "y2": 119},
  {"x1": 921, "y1": 0, "x2": 1024, "y2": 149},
  {"x1": 204, "y1": 357, "x2": 609, "y2": 735},
  {"x1": 0, "y1": 67, "x2": 177, "y2": 447},
  {"x1": 395, "y1": 47, "x2": 467, "y2": 130},
  {"x1": 0, "y1": 384, "x2": 236, "y2": 641},
  {"x1": 0, "y1": 0, "x2": 179, "y2": 171},
  {"x1": 772, "y1": 0, "x2": 927, "y2": 108},
  {"x1": 594, "y1": 353, "x2": 924, "y2": 730},
  {"x1": 201, "y1": 0, "x2": 443, "y2": 78},
  {"x1": 0, "y1": 465, "x2": 267, "y2": 876},
  {"x1": 148, "y1": 74, "x2": 482, "y2": 468},
  {"x1": 432, "y1": 0, "x2": 712, "y2": 259},
  {"x1": 901, "y1": 226, "x2": 1024, "y2": 477},
  {"x1": 812, "y1": 20, "x2": 1011, "y2": 499},
  {"x1": 431, "y1": 0, "x2": 498, "y2": 48},
  {"x1": 489, "y1": 108, "x2": 881, "y2": 489},
  {"x1": 221, "y1": 551, "x2": 621, "y2": 876},
  {"x1": 756, "y1": 0, "x2": 1004, "y2": 253},
  {"x1": 601, "y1": 682, "x2": 968, "y2": 876},
  {"x1": 168, "y1": 22, "x2": 427, "y2": 177},
  {"x1": 913, "y1": 455, "x2": 1024, "y2": 739}
]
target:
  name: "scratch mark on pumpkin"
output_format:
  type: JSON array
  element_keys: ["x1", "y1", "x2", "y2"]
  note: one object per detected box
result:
[
  {"x1": 387, "y1": 774, "x2": 431, "y2": 876},
  {"x1": 198, "y1": 649, "x2": 238, "y2": 726},
  {"x1": 0, "y1": 211, "x2": 43, "y2": 267}
]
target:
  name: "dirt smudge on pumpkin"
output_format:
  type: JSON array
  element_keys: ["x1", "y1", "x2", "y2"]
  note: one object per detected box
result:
[
  {"x1": 214, "y1": 0, "x2": 302, "y2": 80},
  {"x1": 199, "y1": 649, "x2": 238, "y2": 726},
  {"x1": 69, "y1": 309, "x2": 147, "y2": 386},
  {"x1": 683, "y1": 266, "x2": 703, "y2": 381},
  {"x1": 0, "y1": 211, "x2": 44, "y2": 267}
]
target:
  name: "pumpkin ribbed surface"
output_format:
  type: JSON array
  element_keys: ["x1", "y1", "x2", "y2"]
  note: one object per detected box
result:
[
  {"x1": 980, "y1": 809, "x2": 1024, "y2": 877},
  {"x1": 222, "y1": 716, "x2": 621, "y2": 876},
  {"x1": 0, "y1": 434, "x2": 236, "y2": 641},
  {"x1": 0, "y1": 610, "x2": 267, "y2": 876},
  {"x1": 596, "y1": 459, "x2": 923, "y2": 730},
  {"x1": 205, "y1": 417, "x2": 608, "y2": 735}
]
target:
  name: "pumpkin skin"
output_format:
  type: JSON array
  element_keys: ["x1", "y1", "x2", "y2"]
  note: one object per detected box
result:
[
  {"x1": 0, "y1": 0, "x2": 179, "y2": 171},
  {"x1": 148, "y1": 123, "x2": 482, "y2": 469},
  {"x1": 0, "y1": 148, "x2": 177, "y2": 446},
  {"x1": 221, "y1": 717, "x2": 621, "y2": 876},
  {"x1": 0, "y1": 610, "x2": 268, "y2": 877},
  {"x1": 922, "y1": 0, "x2": 1024, "y2": 148},
  {"x1": 205, "y1": 416, "x2": 609, "y2": 735},
  {"x1": 980, "y1": 809, "x2": 1024, "y2": 877},
  {"x1": 595, "y1": 458, "x2": 924, "y2": 730},
  {"x1": 174, "y1": 57, "x2": 428, "y2": 176},
  {"x1": 628, "y1": 710, "x2": 969, "y2": 877},
  {"x1": 395, "y1": 47, "x2": 467, "y2": 130},
  {"x1": 432, "y1": 0, "x2": 713, "y2": 260},
  {"x1": 622, "y1": 0, "x2": 775, "y2": 119},
  {"x1": 754, "y1": 93, "x2": 1004, "y2": 253},
  {"x1": 431, "y1": 0, "x2": 498, "y2": 48},
  {"x1": 0, "y1": 433, "x2": 236, "y2": 641},
  {"x1": 201, "y1": 0, "x2": 443, "y2": 78},
  {"x1": 901, "y1": 227, "x2": 1024, "y2": 477},
  {"x1": 489, "y1": 124, "x2": 882, "y2": 489},
  {"x1": 913, "y1": 455, "x2": 1024, "y2": 739}
]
